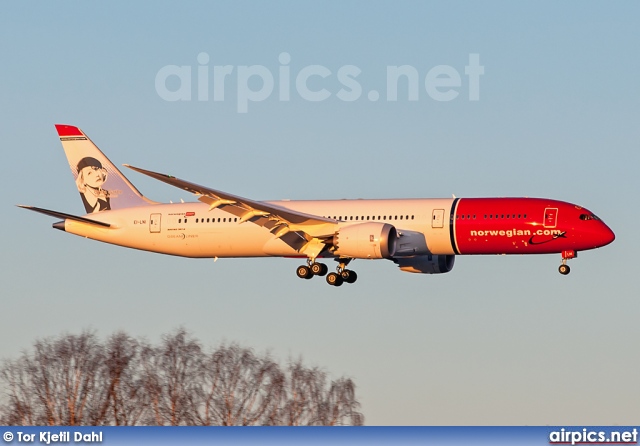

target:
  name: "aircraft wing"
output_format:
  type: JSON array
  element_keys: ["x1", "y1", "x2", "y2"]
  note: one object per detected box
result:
[{"x1": 124, "y1": 165, "x2": 338, "y2": 257}]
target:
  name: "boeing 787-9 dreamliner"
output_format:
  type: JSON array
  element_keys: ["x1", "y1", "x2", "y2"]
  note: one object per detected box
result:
[{"x1": 19, "y1": 125, "x2": 615, "y2": 286}]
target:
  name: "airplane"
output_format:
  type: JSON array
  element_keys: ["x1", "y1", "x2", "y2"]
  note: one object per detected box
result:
[{"x1": 18, "y1": 124, "x2": 615, "y2": 286}]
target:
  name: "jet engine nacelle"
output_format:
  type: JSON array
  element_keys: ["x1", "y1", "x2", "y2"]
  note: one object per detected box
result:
[
  {"x1": 333, "y1": 222, "x2": 397, "y2": 259},
  {"x1": 395, "y1": 254, "x2": 455, "y2": 274}
]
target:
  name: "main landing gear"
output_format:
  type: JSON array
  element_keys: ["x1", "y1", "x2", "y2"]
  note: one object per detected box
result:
[
  {"x1": 296, "y1": 259, "x2": 358, "y2": 286},
  {"x1": 326, "y1": 260, "x2": 358, "y2": 287},
  {"x1": 296, "y1": 262, "x2": 327, "y2": 279},
  {"x1": 558, "y1": 250, "x2": 576, "y2": 275}
]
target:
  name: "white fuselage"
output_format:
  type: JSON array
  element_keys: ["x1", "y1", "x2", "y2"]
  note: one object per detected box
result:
[{"x1": 61, "y1": 198, "x2": 457, "y2": 258}]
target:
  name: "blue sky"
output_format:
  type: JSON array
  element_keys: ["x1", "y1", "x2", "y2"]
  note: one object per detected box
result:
[{"x1": 1, "y1": 1, "x2": 639, "y2": 425}]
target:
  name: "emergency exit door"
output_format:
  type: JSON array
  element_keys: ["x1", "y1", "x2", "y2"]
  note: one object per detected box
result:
[
  {"x1": 149, "y1": 213, "x2": 161, "y2": 233},
  {"x1": 432, "y1": 209, "x2": 445, "y2": 228}
]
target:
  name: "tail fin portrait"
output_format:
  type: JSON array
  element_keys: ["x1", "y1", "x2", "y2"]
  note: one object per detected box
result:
[{"x1": 55, "y1": 124, "x2": 156, "y2": 214}]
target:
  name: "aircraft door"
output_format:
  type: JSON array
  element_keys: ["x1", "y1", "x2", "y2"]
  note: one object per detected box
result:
[
  {"x1": 432, "y1": 209, "x2": 445, "y2": 228},
  {"x1": 149, "y1": 213, "x2": 161, "y2": 233},
  {"x1": 543, "y1": 208, "x2": 558, "y2": 228}
]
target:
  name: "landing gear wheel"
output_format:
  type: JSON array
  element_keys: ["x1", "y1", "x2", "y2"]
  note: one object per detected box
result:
[
  {"x1": 558, "y1": 264, "x2": 570, "y2": 275},
  {"x1": 326, "y1": 272, "x2": 344, "y2": 286},
  {"x1": 296, "y1": 265, "x2": 313, "y2": 279},
  {"x1": 311, "y1": 262, "x2": 328, "y2": 276},
  {"x1": 341, "y1": 269, "x2": 358, "y2": 284}
]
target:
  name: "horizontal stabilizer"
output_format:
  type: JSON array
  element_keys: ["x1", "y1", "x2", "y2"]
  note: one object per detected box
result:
[{"x1": 17, "y1": 205, "x2": 111, "y2": 228}]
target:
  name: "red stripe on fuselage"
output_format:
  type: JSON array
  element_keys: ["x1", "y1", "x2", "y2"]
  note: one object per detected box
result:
[{"x1": 453, "y1": 198, "x2": 612, "y2": 255}]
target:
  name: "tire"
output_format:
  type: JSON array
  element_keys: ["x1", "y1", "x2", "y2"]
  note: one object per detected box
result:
[
  {"x1": 558, "y1": 264, "x2": 570, "y2": 275},
  {"x1": 296, "y1": 265, "x2": 312, "y2": 279},
  {"x1": 311, "y1": 262, "x2": 328, "y2": 276},
  {"x1": 326, "y1": 272, "x2": 344, "y2": 286},
  {"x1": 342, "y1": 270, "x2": 358, "y2": 284}
]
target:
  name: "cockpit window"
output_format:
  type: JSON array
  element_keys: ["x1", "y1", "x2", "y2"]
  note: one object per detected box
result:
[{"x1": 580, "y1": 213, "x2": 601, "y2": 221}]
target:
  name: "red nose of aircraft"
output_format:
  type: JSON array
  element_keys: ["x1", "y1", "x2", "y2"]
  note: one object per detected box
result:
[{"x1": 598, "y1": 222, "x2": 616, "y2": 247}]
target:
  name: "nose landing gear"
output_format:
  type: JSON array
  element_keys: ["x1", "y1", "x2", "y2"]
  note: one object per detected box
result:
[{"x1": 558, "y1": 250, "x2": 576, "y2": 275}]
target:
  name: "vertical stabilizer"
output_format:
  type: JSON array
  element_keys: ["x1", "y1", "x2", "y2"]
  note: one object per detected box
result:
[{"x1": 55, "y1": 124, "x2": 156, "y2": 214}]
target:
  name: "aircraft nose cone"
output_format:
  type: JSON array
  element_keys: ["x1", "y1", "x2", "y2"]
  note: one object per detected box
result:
[{"x1": 598, "y1": 223, "x2": 615, "y2": 247}]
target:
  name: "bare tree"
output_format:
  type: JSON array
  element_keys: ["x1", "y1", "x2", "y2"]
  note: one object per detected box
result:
[
  {"x1": 194, "y1": 344, "x2": 285, "y2": 425},
  {"x1": 140, "y1": 329, "x2": 203, "y2": 425},
  {"x1": 0, "y1": 330, "x2": 106, "y2": 425},
  {"x1": 0, "y1": 329, "x2": 364, "y2": 426},
  {"x1": 1, "y1": 356, "x2": 37, "y2": 425},
  {"x1": 280, "y1": 359, "x2": 363, "y2": 426},
  {"x1": 318, "y1": 377, "x2": 364, "y2": 426},
  {"x1": 95, "y1": 332, "x2": 145, "y2": 425}
]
